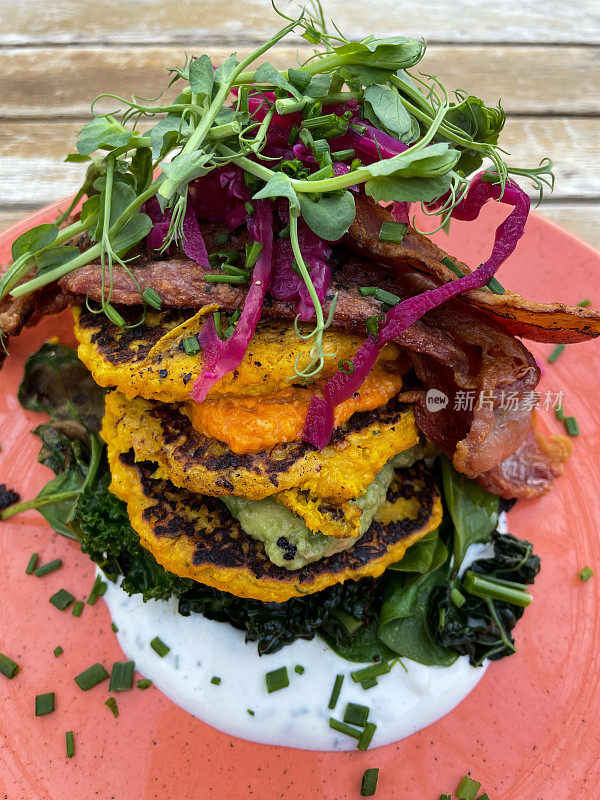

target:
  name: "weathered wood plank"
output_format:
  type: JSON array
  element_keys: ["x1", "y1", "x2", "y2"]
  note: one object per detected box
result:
[
  {"x1": 2, "y1": 44, "x2": 599, "y2": 118},
  {"x1": 1, "y1": 0, "x2": 598, "y2": 45},
  {"x1": 1, "y1": 117, "x2": 597, "y2": 207}
]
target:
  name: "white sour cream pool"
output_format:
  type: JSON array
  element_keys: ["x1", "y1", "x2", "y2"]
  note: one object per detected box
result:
[{"x1": 103, "y1": 580, "x2": 487, "y2": 751}]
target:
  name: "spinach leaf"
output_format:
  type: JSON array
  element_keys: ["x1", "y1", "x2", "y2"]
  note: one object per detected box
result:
[
  {"x1": 320, "y1": 617, "x2": 396, "y2": 663},
  {"x1": 378, "y1": 565, "x2": 457, "y2": 667},
  {"x1": 441, "y1": 456, "x2": 499, "y2": 569},
  {"x1": 387, "y1": 528, "x2": 448, "y2": 576}
]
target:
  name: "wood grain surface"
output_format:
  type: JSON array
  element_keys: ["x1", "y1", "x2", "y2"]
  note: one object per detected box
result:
[{"x1": 0, "y1": 0, "x2": 598, "y2": 248}]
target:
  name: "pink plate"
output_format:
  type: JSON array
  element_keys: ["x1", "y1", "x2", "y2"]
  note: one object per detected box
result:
[{"x1": 1, "y1": 200, "x2": 600, "y2": 799}]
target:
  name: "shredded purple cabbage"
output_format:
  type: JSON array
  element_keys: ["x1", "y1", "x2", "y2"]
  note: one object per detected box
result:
[
  {"x1": 144, "y1": 195, "x2": 209, "y2": 268},
  {"x1": 303, "y1": 173, "x2": 531, "y2": 449}
]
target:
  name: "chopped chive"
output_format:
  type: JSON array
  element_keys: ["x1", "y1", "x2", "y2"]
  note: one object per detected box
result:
[
  {"x1": 578, "y1": 566, "x2": 594, "y2": 582},
  {"x1": 65, "y1": 730, "x2": 75, "y2": 758},
  {"x1": 0, "y1": 653, "x2": 19, "y2": 679},
  {"x1": 350, "y1": 661, "x2": 391, "y2": 683},
  {"x1": 247, "y1": 708, "x2": 255, "y2": 716},
  {"x1": 182, "y1": 336, "x2": 200, "y2": 355},
  {"x1": 350, "y1": 157, "x2": 362, "y2": 172},
  {"x1": 25, "y1": 553, "x2": 39, "y2": 574},
  {"x1": 109, "y1": 661, "x2": 135, "y2": 692},
  {"x1": 332, "y1": 148, "x2": 355, "y2": 162},
  {"x1": 105, "y1": 697, "x2": 119, "y2": 718},
  {"x1": 440, "y1": 795, "x2": 451, "y2": 800},
  {"x1": 486, "y1": 276, "x2": 506, "y2": 294},
  {"x1": 548, "y1": 344, "x2": 565, "y2": 363},
  {"x1": 222, "y1": 264, "x2": 249, "y2": 277},
  {"x1": 478, "y1": 795, "x2": 490, "y2": 800},
  {"x1": 150, "y1": 636, "x2": 170, "y2": 657},
  {"x1": 456, "y1": 776, "x2": 481, "y2": 800},
  {"x1": 294, "y1": 665, "x2": 305, "y2": 675},
  {"x1": 564, "y1": 416, "x2": 580, "y2": 436},
  {"x1": 555, "y1": 404, "x2": 565, "y2": 421},
  {"x1": 265, "y1": 666, "x2": 289, "y2": 693},
  {"x1": 343, "y1": 702, "x2": 369, "y2": 727},
  {"x1": 357, "y1": 721, "x2": 377, "y2": 751},
  {"x1": 451, "y1": 587, "x2": 466, "y2": 608},
  {"x1": 349, "y1": 123, "x2": 366, "y2": 134},
  {"x1": 328, "y1": 674, "x2": 344, "y2": 709},
  {"x1": 365, "y1": 315, "x2": 380, "y2": 338},
  {"x1": 74, "y1": 663, "x2": 109, "y2": 691},
  {"x1": 378, "y1": 220, "x2": 408, "y2": 245},
  {"x1": 463, "y1": 570, "x2": 532, "y2": 607},
  {"x1": 579, "y1": 298, "x2": 591, "y2": 307},
  {"x1": 214, "y1": 233, "x2": 229, "y2": 246},
  {"x1": 111, "y1": 622, "x2": 119, "y2": 633},
  {"x1": 245, "y1": 241, "x2": 263, "y2": 270},
  {"x1": 329, "y1": 717, "x2": 361, "y2": 739},
  {"x1": 278, "y1": 223, "x2": 291, "y2": 239},
  {"x1": 35, "y1": 692, "x2": 55, "y2": 716},
  {"x1": 53, "y1": 646, "x2": 63, "y2": 658},
  {"x1": 72, "y1": 600, "x2": 84, "y2": 617},
  {"x1": 358, "y1": 286, "x2": 401, "y2": 307},
  {"x1": 441, "y1": 256, "x2": 465, "y2": 278},
  {"x1": 244, "y1": 201, "x2": 255, "y2": 215},
  {"x1": 141, "y1": 287, "x2": 163, "y2": 310},
  {"x1": 86, "y1": 574, "x2": 107, "y2": 606},
  {"x1": 360, "y1": 677, "x2": 378, "y2": 690},
  {"x1": 104, "y1": 303, "x2": 126, "y2": 328},
  {"x1": 204, "y1": 274, "x2": 247, "y2": 284},
  {"x1": 137, "y1": 678, "x2": 152, "y2": 690},
  {"x1": 34, "y1": 559, "x2": 62, "y2": 578},
  {"x1": 360, "y1": 767, "x2": 379, "y2": 796},
  {"x1": 288, "y1": 124, "x2": 301, "y2": 146},
  {"x1": 338, "y1": 358, "x2": 355, "y2": 375},
  {"x1": 49, "y1": 589, "x2": 75, "y2": 611},
  {"x1": 210, "y1": 676, "x2": 222, "y2": 685}
]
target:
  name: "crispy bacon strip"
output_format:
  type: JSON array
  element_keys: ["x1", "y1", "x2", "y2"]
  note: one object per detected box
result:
[{"x1": 345, "y1": 195, "x2": 600, "y2": 344}]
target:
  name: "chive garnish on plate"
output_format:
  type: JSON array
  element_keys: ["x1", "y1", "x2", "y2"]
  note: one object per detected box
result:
[
  {"x1": 150, "y1": 636, "x2": 170, "y2": 657},
  {"x1": 25, "y1": 553, "x2": 39, "y2": 574},
  {"x1": 378, "y1": 220, "x2": 408, "y2": 245},
  {"x1": 35, "y1": 692, "x2": 55, "y2": 716},
  {"x1": 137, "y1": 678, "x2": 152, "y2": 690},
  {"x1": 72, "y1": 600, "x2": 84, "y2": 617},
  {"x1": 328, "y1": 717, "x2": 361, "y2": 739},
  {"x1": 548, "y1": 344, "x2": 565, "y2": 363},
  {"x1": 360, "y1": 768, "x2": 379, "y2": 797},
  {"x1": 294, "y1": 665, "x2": 305, "y2": 674},
  {"x1": 578, "y1": 566, "x2": 594, "y2": 582},
  {"x1": 210, "y1": 676, "x2": 222, "y2": 685},
  {"x1": 247, "y1": 709, "x2": 255, "y2": 716},
  {"x1": 357, "y1": 721, "x2": 377, "y2": 751},
  {"x1": 65, "y1": 730, "x2": 75, "y2": 758},
  {"x1": 328, "y1": 673, "x2": 344, "y2": 709},
  {"x1": 343, "y1": 702, "x2": 369, "y2": 727},
  {"x1": 49, "y1": 589, "x2": 75, "y2": 611},
  {"x1": 109, "y1": 661, "x2": 135, "y2": 692},
  {"x1": 86, "y1": 574, "x2": 107, "y2": 605},
  {"x1": 34, "y1": 559, "x2": 62, "y2": 577},
  {"x1": 0, "y1": 653, "x2": 19, "y2": 679},
  {"x1": 555, "y1": 404, "x2": 565, "y2": 421},
  {"x1": 265, "y1": 666, "x2": 289, "y2": 693},
  {"x1": 360, "y1": 677, "x2": 378, "y2": 690},
  {"x1": 350, "y1": 661, "x2": 391, "y2": 683},
  {"x1": 579, "y1": 298, "x2": 591, "y2": 307},
  {"x1": 111, "y1": 622, "x2": 119, "y2": 633},
  {"x1": 455, "y1": 775, "x2": 481, "y2": 800},
  {"x1": 53, "y1": 646, "x2": 63, "y2": 658},
  {"x1": 141, "y1": 287, "x2": 163, "y2": 310},
  {"x1": 74, "y1": 663, "x2": 109, "y2": 691},
  {"x1": 564, "y1": 416, "x2": 580, "y2": 436},
  {"x1": 105, "y1": 697, "x2": 119, "y2": 717}
]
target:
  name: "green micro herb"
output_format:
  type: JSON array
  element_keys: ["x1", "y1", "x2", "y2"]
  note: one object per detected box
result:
[
  {"x1": 265, "y1": 666, "x2": 289, "y2": 693},
  {"x1": 54, "y1": 646, "x2": 64, "y2": 658},
  {"x1": 74, "y1": 663, "x2": 109, "y2": 691},
  {"x1": 86, "y1": 574, "x2": 107, "y2": 605},
  {"x1": 150, "y1": 636, "x2": 170, "y2": 657},
  {"x1": 0, "y1": 653, "x2": 19, "y2": 679},
  {"x1": 25, "y1": 552, "x2": 39, "y2": 574},
  {"x1": 34, "y1": 559, "x2": 62, "y2": 578},
  {"x1": 328, "y1": 673, "x2": 344, "y2": 709},
  {"x1": 360, "y1": 768, "x2": 379, "y2": 796},
  {"x1": 65, "y1": 730, "x2": 75, "y2": 758},
  {"x1": 49, "y1": 589, "x2": 75, "y2": 611},
  {"x1": 35, "y1": 692, "x2": 55, "y2": 716},
  {"x1": 109, "y1": 661, "x2": 135, "y2": 691},
  {"x1": 578, "y1": 566, "x2": 594, "y2": 582},
  {"x1": 105, "y1": 696, "x2": 119, "y2": 717}
]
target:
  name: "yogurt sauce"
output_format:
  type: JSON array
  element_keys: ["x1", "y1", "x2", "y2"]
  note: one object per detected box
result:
[{"x1": 103, "y1": 524, "x2": 503, "y2": 751}]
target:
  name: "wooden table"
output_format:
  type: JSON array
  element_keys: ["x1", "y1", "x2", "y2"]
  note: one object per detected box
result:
[{"x1": 0, "y1": 0, "x2": 598, "y2": 249}]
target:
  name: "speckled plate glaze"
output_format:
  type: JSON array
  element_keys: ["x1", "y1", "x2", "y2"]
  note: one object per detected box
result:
[{"x1": 1, "y1": 199, "x2": 600, "y2": 800}]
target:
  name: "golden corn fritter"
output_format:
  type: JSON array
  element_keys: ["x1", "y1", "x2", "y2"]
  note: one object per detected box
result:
[
  {"x1": 73, "y1": 306, "x2": 405, "y2": 404},
  {"x1": 106, "y1": 441, "x2": 442, "y2": 602},
  {"x1": 102, "y1": 389, "x2": 420, "y2": 503}
]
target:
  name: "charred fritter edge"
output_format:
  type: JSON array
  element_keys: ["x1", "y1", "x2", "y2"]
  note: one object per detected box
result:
[
  {"x1": 102, "y1": 389, "x2": 420, "y2": 502},
  {"x1": 108, "y1": 446, "x2": 442, "y2": 603}
]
